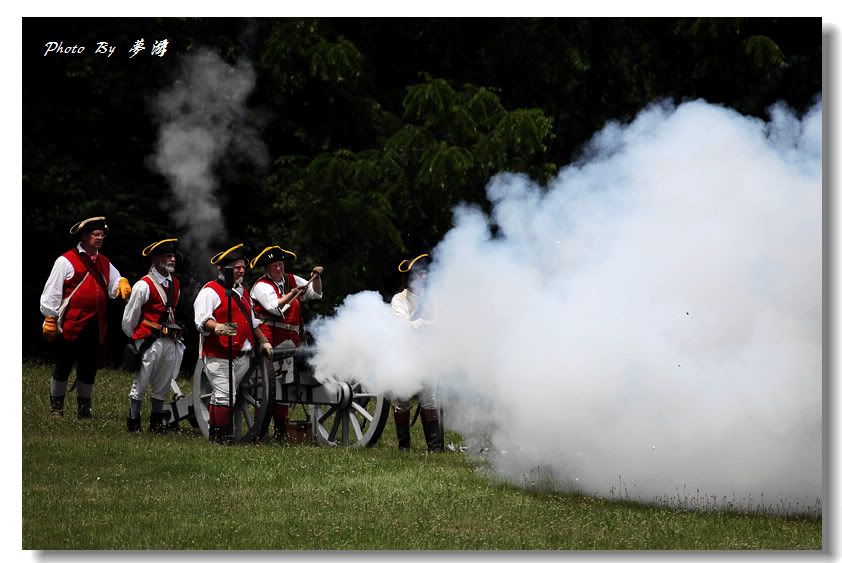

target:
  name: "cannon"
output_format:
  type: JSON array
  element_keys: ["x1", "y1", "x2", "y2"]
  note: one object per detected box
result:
[{"x1": 190, "y1": 344, "x2": 391, "y2": 447}]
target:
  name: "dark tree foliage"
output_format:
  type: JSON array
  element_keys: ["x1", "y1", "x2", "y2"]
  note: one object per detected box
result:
[{"x1": 22, "y1": 17, "x2": 821, "y2": 370}]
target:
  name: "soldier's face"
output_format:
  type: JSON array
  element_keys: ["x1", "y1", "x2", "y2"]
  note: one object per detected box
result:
[
  {"x1": 409, "y1": 269, "x2": 428, "y2": 293},
  {"x1": 155, "y1": 253, "x2": 176, "y2": 274},
  {"x1": 232, "y1": 260, "x2": 246, "y2": 283},
  {"x1": 266, "y1": 260, "x2": 284, "y2": 282},
  {"x1": 82, "y1": 229, "x2": 105, "y2": 250}
]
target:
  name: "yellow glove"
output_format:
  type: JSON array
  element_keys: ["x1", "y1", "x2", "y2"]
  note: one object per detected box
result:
[
  {"x1": 260, "y1": 342, "x2": 274, "y2": 361},
  {"x1": 42, "y1": 316, "x2": 58, "y2": 342},
  {"x1": 115, "y1": 277, "x2": 132, "y2": 301}
]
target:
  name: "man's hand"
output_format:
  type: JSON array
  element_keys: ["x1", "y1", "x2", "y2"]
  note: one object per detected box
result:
[
  {"x1": 310, "y1": 266, "x2": 324, "y2": 278},
  {"x1": 115, "y1": 277, "x2": 132, "y2": 301},
  {"x1": 214, "y1": 322, "x2": 238, "y2": 336},
  {"x1": 260, "y1": 342, "x2": 274, "y2": 360},
  {"x1": 42, "y1": 316, "x2": 58, "y2": 342}
]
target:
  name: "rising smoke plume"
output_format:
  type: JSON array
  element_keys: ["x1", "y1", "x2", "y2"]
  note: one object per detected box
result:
[
  {"x1": 311, "y1": 99, "x2": 822, "y2": 515},
  {"x1": 151, "y1": 47, "x2": 267, "y2": 275}
]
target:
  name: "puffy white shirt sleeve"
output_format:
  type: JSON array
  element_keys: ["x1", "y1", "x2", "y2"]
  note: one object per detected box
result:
[
  {"x1": 121, "y1": 280, "x2": 150, "y2": 337},
  {"x1": 107, "y1": 262, "x2": 122, "y2": 299},
  {"x1": 249, "y1": 296, "x2": 261, "y2": 330},
  {"x1": 294, "y1": 274, "x2": 322, "y2": 301},
  {"x1": 390, "y1": 291, "x2": 411, "y2": 321},
  {"x1": 390, "y1": 290, "x2": 429, "y2": 329},
  {"x1": 194, "y1": 286, "x2": 220, "y2": 336},
  {"x1": 39, "y1": 256, "x2": 73, "y2": 318},
  {"x1": 251, "y1": 282, "x2": 283, "y2": 317}
]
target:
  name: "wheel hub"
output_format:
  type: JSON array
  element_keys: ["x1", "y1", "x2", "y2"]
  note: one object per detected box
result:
[{"x1": 336, "y1": 380, "x2": 354, "y2": 411}]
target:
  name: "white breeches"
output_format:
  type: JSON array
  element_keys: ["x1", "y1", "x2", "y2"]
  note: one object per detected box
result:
[
  {"x1": 394, "y1": 382, "x2": 439, "y2": 413},
  {"x1": 128, "y1": 338, "x2": 185, "y2": 402},
  {"x1": 203, "y1": 355, "x2": 252, "y2": 406}
]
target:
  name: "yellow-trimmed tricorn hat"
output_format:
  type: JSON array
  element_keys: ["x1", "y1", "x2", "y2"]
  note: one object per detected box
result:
[
  {"x1": 69, "y1": 216, "x2": 108, "y2": 237},
  {"x1": 398, "y1": 253, "x2": 431, "y2": 273},
  {"x1": 142, "y1": 238, "x2": 179, "y2": 258},
  {"x1": 210, "y1": 243, "x2": 247, "y2": 266},
  {"x1": 249, "y1": 246, "x2": 297, "y2": 269}
]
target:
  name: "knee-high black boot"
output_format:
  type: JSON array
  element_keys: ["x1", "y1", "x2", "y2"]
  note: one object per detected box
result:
[
  {"x1": 77, "y1": 397, "x2": 92, "y2": 419},
  {"x1": 50, "y1": 395, "x2": 64, "y2": 417},
  {"x1": 394, "y1": 410, "x2": 411, "y2": 451},
  {"x1": 149, "y1": 411, "x2": 169, "y2": 434},
  {"x1": 421, "y1": 409, "x2": 444, "y2": 452}
]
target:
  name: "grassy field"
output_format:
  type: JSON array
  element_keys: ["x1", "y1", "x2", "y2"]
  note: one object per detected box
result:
[{"x1": 21, "y1": 362, "x2": 821, "y2": 550}]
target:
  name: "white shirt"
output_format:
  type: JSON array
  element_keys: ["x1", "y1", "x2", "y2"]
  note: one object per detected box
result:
[
  {"x1": 121, "y1": 267, "x2": 174, "y2": 337},
  {"x1": 250, "y1": 273, "x2": 322, "y2": 318},
  {"x1": 39, "y1": 243, "x2": 123, "y2": 318},
  {"x1": 390, "y1": 289, "x2": 430, "y2": 329},
  {"x1": 193, "y1": 278, "x2": 260, "y2": 352}
]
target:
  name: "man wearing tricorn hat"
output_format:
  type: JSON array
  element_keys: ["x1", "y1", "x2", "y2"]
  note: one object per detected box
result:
[
  {"x1": 121, "y1": 238, "x2": 185, "y2": 433},
  {"x1": 250, "y1": 245, "x2": 324, "y2": 441},
  {"x1": 193, "y1": 244, "x2": 274, "y2": 443},
  {"x1": 39, "y1": 216, "x2": 132, "y2": 418},
  {"x1": 390, "y1": 253, "x2": 443, "y2": 452}
]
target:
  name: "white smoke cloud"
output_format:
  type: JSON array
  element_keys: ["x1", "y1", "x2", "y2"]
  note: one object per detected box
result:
[
  {"x1": 311, "y1": 98, "x2": 822, "y2": 515},
  {"x1": 152, "y1": 48, "x2": 267, "y2": 272}
]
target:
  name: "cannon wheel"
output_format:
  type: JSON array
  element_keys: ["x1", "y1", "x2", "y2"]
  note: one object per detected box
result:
[
  {"x1": 310, "y1": 382, "x2": 390, "y2": 448},
  {"x1": 191, "y1": 356, "x2": 271, "y2": 443}
]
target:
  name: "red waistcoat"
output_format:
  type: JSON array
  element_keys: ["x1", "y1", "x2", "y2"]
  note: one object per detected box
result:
[
  {"x1": 201, "y1": 280, "x2": 255, "y2": 358},
  {"x1": 60, "y1": 249, "x2": 111, "y2": 343},
  {"x1": 252, "y1": 274, "x2": 302, "y2": 347},
  {"x1": 131, "y1": 275, "x2": 181, "y2": 340}
]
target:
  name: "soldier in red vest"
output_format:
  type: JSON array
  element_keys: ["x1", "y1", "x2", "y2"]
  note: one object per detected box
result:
[
  {"x1": 39, "y1": 216, "x2": 132, "y2": 418},
  {"x1": 193, "y1": 244, "x2": 274, "y2": 443},
  {"x1": 390, "y1": 253, "x2": 443, "y2": 452},
  {"x1": 121, "y1": 238, "x2": 185, "y2": 433},
  {"x1": 249, "y1": 246, "x2": 323, "y2": 442}
]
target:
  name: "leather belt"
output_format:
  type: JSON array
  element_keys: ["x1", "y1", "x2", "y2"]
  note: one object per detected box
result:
[{"x1": 142, "y1": 319, "x2": 183, "y2": 338}]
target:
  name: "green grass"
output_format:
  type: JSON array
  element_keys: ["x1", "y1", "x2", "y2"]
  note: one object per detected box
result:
[{"x1": 22, "y1": 362, "x2": 821, "y2": 550}]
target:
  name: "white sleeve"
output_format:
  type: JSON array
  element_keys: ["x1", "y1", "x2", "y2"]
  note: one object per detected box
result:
[
  {"x1": 193, "y1": 287, "x2": 220, "y2": 335},
  {"x1": 295, "y1": 274, "x2": 322, "y2": 301},
  {"x1": 39, "y1": 256, "x2": 73, "y2": 318},
  {"x1": 390, "y1": 293, "x2": 411, "y2": 321},
  {"x1": 251, "y1": 282, "x2": 281, "y2": 313},
  {"x1": 391, "y1": 292, "x2": 428, "y2": 329},
  {"x1": 107, "y1": 262, "x2": 122, "y2": 299},
  {"x1": 121, "y1": 281, "x2": 150, "y2": 337}
]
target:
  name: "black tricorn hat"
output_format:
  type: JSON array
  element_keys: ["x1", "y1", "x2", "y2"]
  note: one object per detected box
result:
[
  {"x1": 398, "y1": 253, "x2": 431, "y2": 273},
  {"x1": 210, "y1": 243, "x2": 247, "y2": 267},
  {"x1": 142, "y1": 238, "x2": 179, "y2": 258},
  {"x1": 69, "y1": 216, "x2": 109, "y2": 237},
  {"x1": 249, "y1": 246, "x2": 297, "y2": 269}
]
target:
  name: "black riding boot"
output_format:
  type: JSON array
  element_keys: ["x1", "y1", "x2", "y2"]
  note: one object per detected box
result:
[
  {"x1": 394, "y1": 410, "x2": 411, "y2": 451},
  {"x1": 421, "y1": 409, "x2": 444, "y2": 452},
  {"x1": 149, "y1": 411, "x2": 169, "y2": 434},
  {"x1": 50, "y1": 395, "x2": 64, "y2": 417},
  {"x1": 127, "y1": 416, "x2": 141, "y2": 432},
  {"x1": 77, "y1": 397, "x2": 92, "y2": 419},
  {"x1": 208, "y1": 424, "x2": 226, "y2": 444}
]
